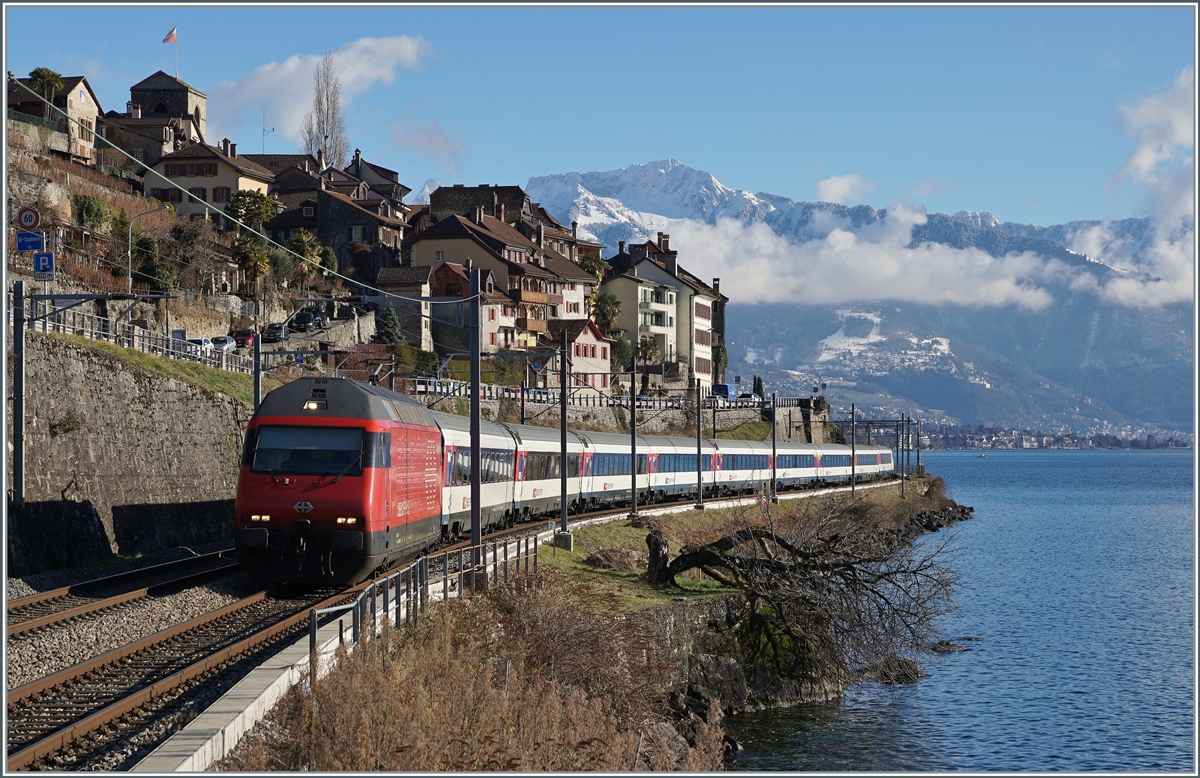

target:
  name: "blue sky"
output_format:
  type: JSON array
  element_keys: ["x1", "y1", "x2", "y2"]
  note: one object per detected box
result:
[{"x1": 4, "y1": 4, "x2": 1195, "y2": 227}]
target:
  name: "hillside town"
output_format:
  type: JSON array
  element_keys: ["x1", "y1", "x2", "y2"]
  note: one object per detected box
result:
[{"x1": 6, "y1": 67, "x2": 729, "y2": 397}]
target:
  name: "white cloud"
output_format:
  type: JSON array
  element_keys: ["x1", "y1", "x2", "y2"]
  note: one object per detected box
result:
[
  {"x1": 816, "y1": 173, "x2": 874, "y2": 205},
  {"x1": 669, "y1": 205, "x2": 1065, "y2": 311},
  {"x1": 391, "y1": 117, "x2": 465, "y2": 171},
  {"x1": 1096, "y1": 65, "x2": 1195, "y2": 306},
  {"x1": 208, "y1": 35, "x2": 431, "y2": 144}
]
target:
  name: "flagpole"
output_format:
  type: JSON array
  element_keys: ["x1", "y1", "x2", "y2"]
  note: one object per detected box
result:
[{"x1": 175, "y1": 30, "x2": 179, "y2": 78}]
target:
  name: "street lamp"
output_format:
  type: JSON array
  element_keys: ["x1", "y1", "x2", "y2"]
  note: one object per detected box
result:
[{"x1": 128, "y1": 205, "x2": 168, "y2": 294}]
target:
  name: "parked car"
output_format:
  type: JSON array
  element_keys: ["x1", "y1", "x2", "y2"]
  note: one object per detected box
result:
[
  {"x1": 262, "y1": 323, "x2": 290, "y2": 343},
  {"x1": 210, "y1": 336, "x2": 237, "y2": 353},
  {"x1": 289, "y1": 312, "x2": 316, "y2": 333},
  {"x1": 230, "y1": 329, "x2": 256, "y2": 348},
  {"x1": 185, "y1": 337, "x2": 214, "y2": 356},
  {"x1": 710, "y1": 383, "x2": 736, "y2": 400},
  {"x1": 303, "y1": 305, "x2": 329, "y2": 328},
  {"x1": 739, "y1": 392, "x2": 763, "y2": 402}
]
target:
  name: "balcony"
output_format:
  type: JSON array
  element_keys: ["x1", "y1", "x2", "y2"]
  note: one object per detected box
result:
[
  {"x1": 516, "y1": 317, "x2": 548, "y2": 332},
  {"x1": 510, "y1": 288, "x2": 549, "y2": 305},
  {"x1": 639, "y1": 298, "x2": 671, "y2": 310}
]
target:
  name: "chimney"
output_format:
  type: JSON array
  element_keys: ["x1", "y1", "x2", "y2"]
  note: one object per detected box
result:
[
  {"x1": 353, "y1": 148, "x2": 361, "y2": 169},
  {"x1": 220, "y1": 138, "x2": 230, "y2": 155},
  {"x1": 475, "y1": 205, "x2": 484, "y2": 225},
  {"x1": 618, "y1": 240, "x2": 626, "y2": 254},
  {"x1": 229, "y1": 142, "x2": 237, "y2": 158},
  {"x1": 317, "y1": 148, "x2": 326, "y2": 171},
  {"x1": 319, "y1": 177, "x2": 326, "y2": 190},
  {"x1": 665, "y1": 253, "x2": 678, "y2": 277},
  {"x1": 499, "y1": 203, "x2": 506, "y2": 222},
  {"x1": 303, "y1": 160, "x2": 309, "y2": 173},
  {"x1": 571, "y1": 220, "x2": 578, "y2": 239},
  {"x1": 713, "y1": 278, "x2": 720, "y2": 297},
  {"x1": 661, "y1": 233, "x2": 670, "y2": 252},
  {"x1": 127, "y1": 101, "x2": 141, "y2": 118},
  {"x1": 492, "y1": 190, "x2": 499, "y2": 217},
  {"x1": 537, "y1": 223, "x2": 544, "y2": 248}
]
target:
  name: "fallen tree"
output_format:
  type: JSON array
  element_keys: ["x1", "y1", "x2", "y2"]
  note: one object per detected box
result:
[{"x1": 646, "y1": 493, "x2": 961, "y2": 687}]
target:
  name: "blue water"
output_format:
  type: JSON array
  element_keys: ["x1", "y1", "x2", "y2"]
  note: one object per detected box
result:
[{"x1": 725, "y1": 449, "x2": 1195, "y2": 771}]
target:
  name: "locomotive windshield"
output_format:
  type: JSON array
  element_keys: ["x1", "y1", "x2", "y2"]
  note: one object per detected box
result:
[{"x1": 251, "y1": 425, "x2": 365, "y2": 476}]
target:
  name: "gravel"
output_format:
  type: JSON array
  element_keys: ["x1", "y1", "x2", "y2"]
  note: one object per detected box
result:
[
  {"x1": 6, "y1": 541, "x2": 235, "y2": 602},
  {"x1": 6, "y1": 572, "x2": 263, "y2": 689}
]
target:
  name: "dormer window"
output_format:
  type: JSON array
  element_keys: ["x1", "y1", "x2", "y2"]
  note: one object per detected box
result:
[{"x1": 303, "y1": 207, "x2": 314, "y2": 217}]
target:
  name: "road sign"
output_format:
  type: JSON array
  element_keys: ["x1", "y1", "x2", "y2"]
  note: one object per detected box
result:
[
  {"x1": 532, "y1": 360, "x2": 543, "y2": 371},
  {"x1": 16, "y1": 231, "x2": 44, "y2": 252},
  {"x1": 735, "y1": 375, "x2": 742, "y2": 383},
  {"x1": 295, "y1": 352, "x2": 305, "y2": 364},
  {"x1": 33, "y1": 252, "x2": 55, "y2": 281},
  {"x1": 18, "y1": 207, "x2": 41, "y2": 230}
]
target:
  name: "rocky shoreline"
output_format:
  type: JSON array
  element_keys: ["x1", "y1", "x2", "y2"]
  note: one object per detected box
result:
[{"x1": 659, "y1": 498, "x2": 975, "y2": 757}]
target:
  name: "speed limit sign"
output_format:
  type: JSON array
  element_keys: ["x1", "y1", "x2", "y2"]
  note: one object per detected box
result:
[{"x1": 18, "y1": 207, "x2": 41, "y2": 230}]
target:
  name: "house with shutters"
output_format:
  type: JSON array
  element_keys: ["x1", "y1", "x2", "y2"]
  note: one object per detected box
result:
[
  {"x1": 145, "y1": 138, "x2": 273, "y2": 219},
  {"x1": 428, "y1": 261, "x2": 517, "y2": 357},
  {"x1": 603, "y1": 233, "x2": 726, "y2": 391},
  {"x1": 8, "y1": 74, "x2": 103, "y2": 165},
  {"x1": 542, "y1": 319, "x2": 615, "y2": 396}
]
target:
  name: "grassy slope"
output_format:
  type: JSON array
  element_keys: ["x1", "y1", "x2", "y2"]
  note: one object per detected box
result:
[{"x1": 42, "y1": 331, "x2": 284, "y2": 405}]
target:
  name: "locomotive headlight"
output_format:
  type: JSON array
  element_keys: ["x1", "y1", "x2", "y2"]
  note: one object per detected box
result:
[
  {"x1": 336, "y1": 516, "x2": 359, "y2": 525},
  {"x1": 304, "y1": 400, "x2": 327, "y2": 411},
  {"x1": 250, "y1": 514, "x2": 271, "y2": 522}
]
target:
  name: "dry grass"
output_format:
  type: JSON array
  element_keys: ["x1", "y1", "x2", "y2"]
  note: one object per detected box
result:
[{"x1": 217, "y1": 570, "x2": 725, "y2": 772}]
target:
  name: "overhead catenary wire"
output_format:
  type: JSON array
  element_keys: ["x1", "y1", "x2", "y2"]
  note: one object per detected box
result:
[{"x1": 8, "y1": 78, "x2": 484, "y2": 307}]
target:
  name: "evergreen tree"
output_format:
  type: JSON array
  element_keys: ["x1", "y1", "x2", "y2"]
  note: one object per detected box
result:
[{"x1": 372, "y1": 307, "x2": 405, "y2": 345}]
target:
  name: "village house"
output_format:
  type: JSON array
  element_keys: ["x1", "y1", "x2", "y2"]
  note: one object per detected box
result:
[
  {"x1": 603, "y1": 234, "x2": 726, "y2": 391},
  {"x1": 8, "y1": 74, "x2": 103, "y2": 165},
  {"x1": 145, "y1": 138, "x2": 274, "y2": 219},
  {"x1": 376, "y1": 265, "x2": 433, "y2": 352},
  {"x1": 542, "y1": 319, "x2": 615, "y2": 396},
  {"x1": 408, "y1": 208, "x2": 562, "y2": 349},
  {"x1": 428, "y1": 261, "x2": 517, "y2": 357},
  {"x1": 95, "y1": 71, "x2": 207, "y2": 170}
]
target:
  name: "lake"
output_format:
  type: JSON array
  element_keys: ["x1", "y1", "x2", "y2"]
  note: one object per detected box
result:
[{"x1": 725, "y1": 449, "x2": 1195, "y2": 771}]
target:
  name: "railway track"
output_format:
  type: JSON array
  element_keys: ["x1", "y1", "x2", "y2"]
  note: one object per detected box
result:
[
  {"x1": 5, "y1": 583, "x2": 361, "y2": 771},
  {"x1": 6, "y1": 551, "x2": 240, "y2": 638}
]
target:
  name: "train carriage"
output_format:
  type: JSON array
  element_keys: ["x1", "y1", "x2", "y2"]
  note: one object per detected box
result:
[
  {"x1": 430, "y1": 411, "x2": 518, "y2": 539},
  {"x1": 499, "y1": 422, "x2": 585, "y2": 520}
]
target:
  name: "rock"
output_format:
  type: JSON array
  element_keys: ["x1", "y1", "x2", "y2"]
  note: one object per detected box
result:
[
  {"x1": 723, "y1": 734, "x2": 743, "y2": 752},
  {"x1": 688, "y1": 653, "x2": 748, "y2": 713},
  {"x1": 643, "y1": 721, "x2": 691, "y2": 765},
  {"x1": 583, "y1": 548, "x2": 638, "y2": 572},
  {"x1": 934, "y1": 640, "x2": 969, "y2": 652}
]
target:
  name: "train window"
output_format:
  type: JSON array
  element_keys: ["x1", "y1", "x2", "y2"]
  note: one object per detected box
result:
[
  {"x1": 364, "y1": 432, "x2": 391, "y2": 468},
  {"x1": 251, "y1": 425, "x2": 364, "y2": 476}
]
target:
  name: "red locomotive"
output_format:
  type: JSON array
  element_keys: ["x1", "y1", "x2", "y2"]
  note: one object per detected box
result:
[{"x1": 234, "y1": 377, "x2": 442, "y2": 584}]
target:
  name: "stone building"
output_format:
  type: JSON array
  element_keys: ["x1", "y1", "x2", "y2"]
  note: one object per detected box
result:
[
  {"x1": 376, "y1": 265, "x2": 433, "y2": 352},
  {"x1": 8, "y1": 74, "x2": 103, "y2": 164}
]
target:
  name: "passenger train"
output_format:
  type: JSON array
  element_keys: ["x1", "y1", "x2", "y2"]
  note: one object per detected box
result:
[{"x1": 234, "y1": 378, "x2": 895, "y2": 584}]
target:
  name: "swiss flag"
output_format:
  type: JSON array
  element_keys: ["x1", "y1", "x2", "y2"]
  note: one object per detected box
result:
[{"x1": 162, "y1": 25, "x2": 177, "y2": 43}]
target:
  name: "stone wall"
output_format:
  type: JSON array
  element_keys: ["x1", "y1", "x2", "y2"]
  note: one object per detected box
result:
[{"x1": 6, "y1": 331, "x2": 253, "y2": 576}]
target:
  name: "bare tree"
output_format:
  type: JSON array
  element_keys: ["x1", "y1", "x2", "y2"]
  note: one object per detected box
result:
[
  {"x1": 300, "y1": 51, "x2": 350, "y2": 169},
  {"x1": 646, "y1": 498, "x2": 959, "y2": 686}
]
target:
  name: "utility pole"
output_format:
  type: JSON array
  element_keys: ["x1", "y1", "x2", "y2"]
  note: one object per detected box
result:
[
  {"x1": 771, "y1": 391, "x2": 778, "y2": 503},
  {"x1": 900, "y1": 412, "x2": 906, "y2": 499},
  {"x1": 469, "y1": 265, "x2": 482, "y2": 560},
  {"x1": 12, "y1": 282, "x2": 25, "y2": 508},
  {"x1": 694, "y1": 377, "x2": 704, "y2": 510},
  {"x1": 916, "y1": 418, "x2": 921, "y2": 473},
  {"x1": 559, "y1": 328, "x2": 569, "y2": 536},
  {"x1": 253, "y1": 333, "x2": 262, "y2": 409},
  {"x1": 851, "y1": 402, "x2": 856, "y2": 498},
  {"x1": 629, "y1": 354, "x2": 638, "y2": 518},
  {"x1": 519, "y1": 379, "x2": 526, "y2": 425},
  {"x1": 388, "y1": 354, "x2": 396, "y2": 392}
]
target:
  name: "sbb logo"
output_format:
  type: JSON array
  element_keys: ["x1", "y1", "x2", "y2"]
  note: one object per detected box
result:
[{"x1": 293, "y1": 502, "x2": 313, "y2": 513}]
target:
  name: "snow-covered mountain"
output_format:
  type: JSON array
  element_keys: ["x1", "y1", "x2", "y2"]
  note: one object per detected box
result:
[
  {"x1": 411, "y1": 179, "x2": 442, "y2": 205},
  {"x1": 526, "y1": 159, "x2": 1147, "y2": 277},
  {"x1": 524, "y1": 160, "x2": 1192, "y2": 438}
]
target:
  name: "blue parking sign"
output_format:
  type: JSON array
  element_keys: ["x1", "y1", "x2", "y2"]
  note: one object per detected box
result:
[{"x1": 33, "y1": 252, "x2": 54, "y2": 280}]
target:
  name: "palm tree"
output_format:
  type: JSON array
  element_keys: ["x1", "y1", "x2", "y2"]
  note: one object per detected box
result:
[
  {"x1": 577, "y1": 253, "x2": 608, "y2": 283},
  {"x1": 233, "y1": 233, "x2": 270, "y2": 288},
  {"x1": 27, "y1": 67, "x2": 64, "y2": 121},
  {"x1": 637, "y1": 335, "x2": 661, "y2": 365},
  {"x1": 590, "y1": 291, "x2": 621, "y2": 334},
  {"x1": 289, "y1": 228, "x2": 322, "y2": 284}
]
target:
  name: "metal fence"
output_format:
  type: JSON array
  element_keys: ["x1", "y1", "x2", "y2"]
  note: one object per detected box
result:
[
  {"x1": 8, "y1": 108, "x2": 60, "y2": 132},
  {"x1": 18, "y1": 299, "x2": 297, "y2": 374},
  {"x1": 414, "y1": 378, "x2": 688, "y2": 410},
  {"x1": 307, "y1": 537, "x2": 539, "y2": 680}
]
